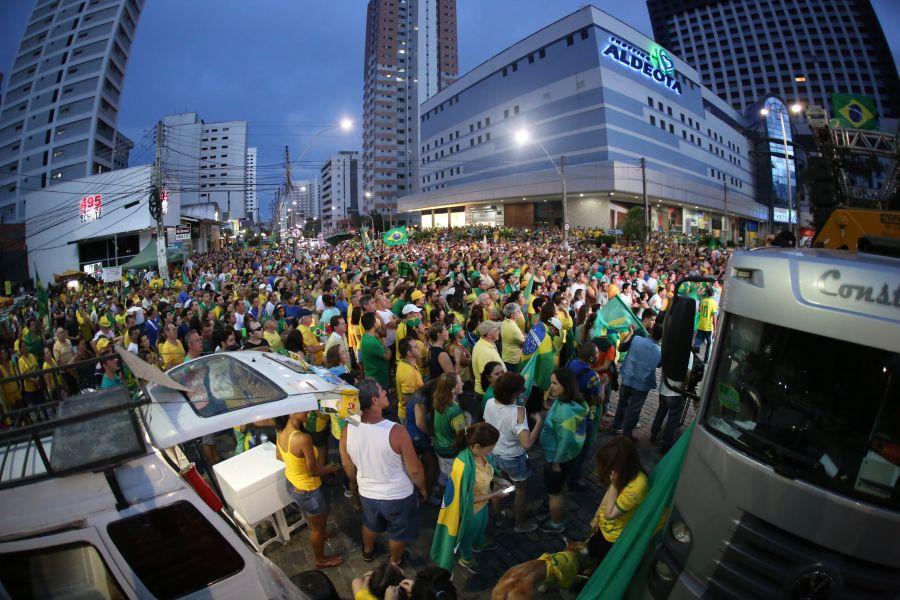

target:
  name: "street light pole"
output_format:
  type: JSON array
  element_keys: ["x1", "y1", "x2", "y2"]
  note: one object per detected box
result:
[{"x1": 516, "y1": 130, "x2": 569, "y2": 248}]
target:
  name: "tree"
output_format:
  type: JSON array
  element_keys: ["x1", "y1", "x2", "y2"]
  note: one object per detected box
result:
[{"x1": 622, "y1": 206, "x2": 647, "y2": 241}]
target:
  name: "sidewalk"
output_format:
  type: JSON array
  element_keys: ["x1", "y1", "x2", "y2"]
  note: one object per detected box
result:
[{"x1": 265, "y1": 380, "x2": 695, "y2": 598}]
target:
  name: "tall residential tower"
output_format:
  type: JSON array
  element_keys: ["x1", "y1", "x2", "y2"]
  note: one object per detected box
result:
[
  {"x1": 362, "y1": 0, "x2": 458, "y2": 223},
  {"x1": 0, "y1": 0, "x2": 143, "y2": 222},
  {"x1": 647, "y1": 0, "x2": 899, "y2": 120}
]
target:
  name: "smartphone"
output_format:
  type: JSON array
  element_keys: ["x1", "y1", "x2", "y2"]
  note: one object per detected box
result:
[{"x1": 501, "y1": 485, "x2": 515, "y2": 494}]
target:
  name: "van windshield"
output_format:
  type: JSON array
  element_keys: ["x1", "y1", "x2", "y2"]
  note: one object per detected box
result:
[
  {"x1": 167, "y1": 355, "x2": 286, "y2": 417},
  {"x1": 704, "y1": 313, "x2": 900, "y2": 510}
]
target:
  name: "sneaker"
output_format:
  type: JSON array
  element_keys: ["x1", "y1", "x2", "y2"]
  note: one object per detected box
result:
[
  {"x1": 458, "y1": 557, "x2": 481, "y2": 575},
  {"x1": 472, "y1": 539, "x2": 497, "y2": 553},
  {"x1": 540, "y1": 520, "x2": 566, "y2": 534},
  {"x1": 343, "y1": 488, "x2": 354, "y2": 498},
  {"x1": 513, "y1": 522, "x2": 538, "y2": 534},
  {"x1": 361, "y1": 548, "x2": 376, "y2": 562}
]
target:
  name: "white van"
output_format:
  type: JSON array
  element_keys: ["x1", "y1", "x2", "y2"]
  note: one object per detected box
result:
[{"x1": 0, "y1": 351, "x2": 349, "y2": 599}]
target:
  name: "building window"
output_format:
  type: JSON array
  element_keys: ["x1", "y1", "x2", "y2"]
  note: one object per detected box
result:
[
  {"x1": 528, "y1": 53, "x2": 534, "y2": 64},
  {"x1": 566, "y1": 35, "x2": 574, "y2": 46},
  {"x1": 669, "y1": 124, "x2": 674, "y2": 134},
  {"x1": 648, "y1": 97, "x2": 653, "y2": 107},
  {"x1": 667, "y1": 106, "x2": 673, "y2": 117},
  {"x1": 682, "y1": 130, "x2": 687, "y2": 139},
  {"x1": 513, "y1": 105, "x2": 519, "y2": 115},
  {"x1": 539, "y1": 48, "x2": 546, "y2": 59},
  {"x1": 502, "y1": 67, "x2": 507, "y2": 77},
  {"x1": 580, "y1": 28, "x2": 588, "y2": 40},
  {"x1": 650, "y1": 115, "x2": 656, "y2": 126}
]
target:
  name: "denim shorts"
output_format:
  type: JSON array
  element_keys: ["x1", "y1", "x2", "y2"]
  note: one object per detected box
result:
[
  {"x1": 360, "y1": 493, "x2": 419, "y2": 542},
  {"x1": 493, "y1": 453, "x2": 531, "y2": 482},
  {"x1": 285, "y1": 479, "x2": 327, "y2": 517}
]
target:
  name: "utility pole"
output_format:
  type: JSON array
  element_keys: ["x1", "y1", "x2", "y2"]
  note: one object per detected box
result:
[
  {"x1": 722, "y1": 181, "x2": 728, "y2": 244},
  {"x1": 560, "y1": 155, "x2": 569, "y2": 249},
  {"x1": 284, "y1": 145, "x2": 293, "y2": 236},
  {"x1": 641, "y1": 157, "x2": 649, "y2": 245},
  {"x1": 153, "y1": 120, "x2": 169, "y2": 282}
]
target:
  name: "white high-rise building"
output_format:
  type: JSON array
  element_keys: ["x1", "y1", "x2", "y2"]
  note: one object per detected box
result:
[
  {"x1": 321, "y1": 151, "x2": 362, "y2": 230},
  {"x1": 160, "y1": 112, "x2": 248, "y2": 221},
  {"x1": 245, "y1": 146, "x2": 257, "y2": 222},
  {"x1": 362, "y1": 0, "x2": 458, "y2": 222},
  {"x1": 0, "y1": 0, "x2": 144, "y2": 222},
  {"x1": 292, "y1": 178, "x2": 320, "y2": 221}
]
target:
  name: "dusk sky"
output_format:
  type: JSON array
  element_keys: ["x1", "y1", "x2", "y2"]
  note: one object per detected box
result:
[{"x1": 1, "y1": 1, "x2": 898, "y2": 219}]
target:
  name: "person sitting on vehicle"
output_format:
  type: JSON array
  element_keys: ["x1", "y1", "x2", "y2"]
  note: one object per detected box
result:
[
  {"x1": 275, "y1": 412, "x2": 343, "y2": 568},
  {"x1": 588, "y1": 436, "x2": 648, "y2": 560}
]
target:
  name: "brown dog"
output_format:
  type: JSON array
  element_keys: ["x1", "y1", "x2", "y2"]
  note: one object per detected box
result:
[{"x1": 491, "y1": 540, "x2": 590, "y2": 600}]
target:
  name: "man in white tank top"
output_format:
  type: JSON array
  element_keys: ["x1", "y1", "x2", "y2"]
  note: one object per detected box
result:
[{"x1": 340, "y1": 378, "x2": 427, "y2": 565}]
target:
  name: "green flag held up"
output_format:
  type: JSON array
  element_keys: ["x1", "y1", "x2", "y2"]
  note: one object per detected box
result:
[
  {"x1": 34, "y1": 264, "x2": 48, "y2": 319},
  {"x1": 361, "y1": 226, "x2": 374, "y2": 252},
  {"x1": 382, "y1": 226, "x2": 409, "y2": 246},
  {"x1": 577, "y1": 423, "x2": 695, "y2": 600},
  {"x1": 589, "y1": 294, "x2": 647, "y2": 341}
]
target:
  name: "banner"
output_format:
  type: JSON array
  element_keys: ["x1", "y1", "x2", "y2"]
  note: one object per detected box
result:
[
  {"x1": 589, "y1": 295, "x2": 648, "y2": 341},
  {"x1": 831, "y1": 93, "x2": 878, "y2": 130},
  {"x1": 103, "y1": 266, "x2": 123, "y2": 282}
]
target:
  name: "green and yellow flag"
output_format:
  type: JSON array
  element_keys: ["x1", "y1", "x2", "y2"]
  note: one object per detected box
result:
[
  {"x1": 589, "y1": 294, "x2": 647, "y2": 341},
  {"x1": 382, "y1": 226, "x2": 409, "y2": 246},
  {"x1": 431, "y1": 449, "x2": 476, "y2": 571},
  {"x1": 34, "y1": 264, "x2": 48, "y2": 319},
  {"x1": 831, "y1": 93, "x2": 878, "y2": 130},
  {"x1": 361, "y1": 226, "x2": 374, "y2": 252}
]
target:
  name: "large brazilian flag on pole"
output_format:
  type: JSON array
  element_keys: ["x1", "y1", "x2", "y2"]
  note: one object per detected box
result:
[
  {"x1": 831, "y1": 93, "x2": 878, "y2": 130},
  {"x1": 589, "y1": 295, "x2": 648, "y2": 341},
  {"x1": 382, "y1": 226, "x2": 409, "y2": 246}
]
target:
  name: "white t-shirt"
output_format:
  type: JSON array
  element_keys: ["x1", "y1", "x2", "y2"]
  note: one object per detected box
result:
[
  {"x1": 660, "y1": 353, "x2": 692, "y2": 397},
  {"x1": 483, "y1": 399, "x2": 529, "y2": 459},
  {"x1": 234, "y1": 312, "x2": 245, "y2": 332},
  {"x1": 649, "y1": 294, "x2": 663, "y2": 312},
  {"x1": 126, "y1": 305, "x2": 145, "y2": 325}
]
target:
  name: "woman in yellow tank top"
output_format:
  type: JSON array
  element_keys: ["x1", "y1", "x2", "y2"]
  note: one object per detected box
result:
[{"x1": 274, "y1": 412, "x2": 343, "y2": 568}]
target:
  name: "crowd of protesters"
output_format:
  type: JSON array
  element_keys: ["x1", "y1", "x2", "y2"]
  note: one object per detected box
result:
[{"x1": 0, "y1": 225, "x2": 731, "y2": 590}]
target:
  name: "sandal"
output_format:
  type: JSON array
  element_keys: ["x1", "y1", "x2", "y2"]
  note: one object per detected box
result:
[{"x1": 315, "y1": 555, "x2": 344, "y2": 569}]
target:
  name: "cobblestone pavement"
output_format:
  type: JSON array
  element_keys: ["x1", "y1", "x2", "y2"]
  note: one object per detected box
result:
[{"x1": 265, "y1": 381, "x2": 696, "y2": 599}]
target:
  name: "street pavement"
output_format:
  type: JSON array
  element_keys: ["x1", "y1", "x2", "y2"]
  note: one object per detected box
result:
[{"x1": 265, "y1": 380, "x2": 696, "y2": 599}]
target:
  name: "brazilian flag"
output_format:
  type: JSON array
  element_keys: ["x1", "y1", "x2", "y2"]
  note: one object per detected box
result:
[
  {"x1": 382, "y1": 226, "x2": 409, "y2": 246},
  {"x1": 431, "y1": 448, "x2": 476, "y2": 571},
  {"x1": 831, "y1": 93, "x2": 878, "y2": 130},
  {"x1": 34, "y1": 263, "x2": 48, "y2": 319},
  {"x1": 589, "y1": 294, "x2": 648, "y2": 341}
]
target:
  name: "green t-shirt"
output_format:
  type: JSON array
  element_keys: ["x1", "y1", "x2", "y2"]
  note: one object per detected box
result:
[
  {"x1": 360, "y1": 332, "x2": 390, "y2": 390},
  {"x1": 391, "y1": 298, "x2": 406, "y2": 317},
  {"x1": 433, "y1": 403, "x2": 466, "y2": 457},
  {"x1": 480, "y1": 385, "x2": 495, "y2": 413}
]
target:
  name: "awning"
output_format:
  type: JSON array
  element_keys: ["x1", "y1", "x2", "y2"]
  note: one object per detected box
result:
[{"x1": 121, "y1": 242, "x2": 185, "y2": 270}]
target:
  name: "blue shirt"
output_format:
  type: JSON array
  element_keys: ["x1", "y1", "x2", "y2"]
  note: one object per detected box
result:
[{"x1": 619, "y1": 335, "x2": 661, "y2": 392}]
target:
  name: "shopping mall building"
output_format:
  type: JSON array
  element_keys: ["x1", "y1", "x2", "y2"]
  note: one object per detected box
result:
[{"x1": 399, "y1": 6, "x2": 772, "y2": 243}]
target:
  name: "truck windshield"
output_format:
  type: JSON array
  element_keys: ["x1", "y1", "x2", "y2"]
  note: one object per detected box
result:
[{"x1": 704, "y1": 313, "x2": 899, "y2": 510}]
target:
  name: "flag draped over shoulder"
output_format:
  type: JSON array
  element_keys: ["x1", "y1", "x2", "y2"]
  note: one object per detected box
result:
[
  {"x1": 577, "y1": 423, "x2": 695, "y2": 600},
  {"x1": 589, "y1": 295, "x2": 647, "y2": 341},
  {"x1": 382, "y1": 226, "x2": 409, "y2": 246},
  {"x1": 431, "y1": 448, "x2": 476, "y2": 571},
  {"x1": 543, "y1": 399, "x2": 588, "y2": 463}
]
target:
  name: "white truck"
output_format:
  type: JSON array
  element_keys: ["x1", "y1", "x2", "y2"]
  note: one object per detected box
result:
[
  {"x1": 643, "y1": 247, "x2": 900, "y2": 599},
  {"x1": 0, "y1": 350, "x2": 351, "y2": 599}
]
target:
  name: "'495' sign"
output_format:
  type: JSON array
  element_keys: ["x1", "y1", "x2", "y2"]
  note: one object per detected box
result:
[{"x1": 80, "y1": 194, "x2": 102, "y2": 223}]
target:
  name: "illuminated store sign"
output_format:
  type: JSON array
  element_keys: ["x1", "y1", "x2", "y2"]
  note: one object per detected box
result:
[
  {"x1": 80, "y1": 194, "x2": 102, "y2": 223},
  {"x1": 602, "y1": 37, "x2": 682, "y2": 95}
]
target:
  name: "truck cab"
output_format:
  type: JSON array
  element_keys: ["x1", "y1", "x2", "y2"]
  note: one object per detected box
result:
[
  {"x1": 0, "y1": 351, "x2": 350, "y2": 599},
  {"x1": 645, "y1": 248, "x2": 900, "y2": 599}
]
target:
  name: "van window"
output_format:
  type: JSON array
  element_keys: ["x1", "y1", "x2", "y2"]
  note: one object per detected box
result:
[
  {"x1": 107, "y1": 501, "x2": 244, "y2": 597},
  {"x1": 167, "y1": 354, "x2": 286, "y2": 417},
  {"x1": 704, "y1": 314, "x2": 900, "y2": 509},
  {"x1": 0, "y1": 542, "x2": 126, "y2": 599}
]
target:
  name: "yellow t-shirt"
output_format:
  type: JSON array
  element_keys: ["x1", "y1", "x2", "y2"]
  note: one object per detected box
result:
[
  {"x1": 539, "y1": 551, "x2": 580, "y2": 589},
  {"x1": 608, "y1": 283, "x2": 620, "y2": 299},
  {"x1": 159, "y1": 339, "x2": 186, "y2": 370},
  {"x1": 473, "y1": 458, "x2": 494, "y2": 514},
  {"x1": 263, "y1": 330, "x2": 283, "y2": 350},
  {"x1": 697, "y1": 298, "x2": 718, "y2": 332},
  {"x1": 596, "y1": 471, "x2": 648, "y2": 542},
  {"x1": 299, "y1": 325, "x2": 323, "y2": 365},
  {"x1": 395, "y1": 360, "x2": 423, "y2": 422}
]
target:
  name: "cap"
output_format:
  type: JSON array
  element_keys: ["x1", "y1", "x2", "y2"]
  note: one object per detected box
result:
[
  {"x1": 549, "y1": 317, "x2": 563, "y2": 332},
  {"x1": 476, "y1": 320, "x2": 500, "y2": 336},
  {"x1": 465, "y1": 292, "x2": 478, "y2": 304},
  {"x1": 449, "y1": 323, "x2": 462, "y2": 337},
  {"x1": 402, "y1": 304, "x2": 422, "y2": 315},
  {"x1": 297, "y1": 308, "x2": 314, "y2": 318},
  {"x1": 96, "y1": 337, "x2": 111, "y2": 351},
  {"x1": 410, "y1": 290, "x2": 425, "y2": 302},
  {"x1": 99, "y1": 316, "x2": 111, "y2": 327}
]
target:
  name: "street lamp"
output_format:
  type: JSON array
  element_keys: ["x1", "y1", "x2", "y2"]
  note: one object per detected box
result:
[
  {"x1": 760, "y1": 103, "x2": 801, "y2": 240},
  {"x1": 516, "y1": 128, "x2": 569, "y2": 249}
]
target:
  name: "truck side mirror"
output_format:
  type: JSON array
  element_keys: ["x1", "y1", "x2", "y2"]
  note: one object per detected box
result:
[{"x1": 661, "y1": 295, "x2": 696, "y2": 394}]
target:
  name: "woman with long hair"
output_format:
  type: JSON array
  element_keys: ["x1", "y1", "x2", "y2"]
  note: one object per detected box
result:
[
  {"x1": 478, "y1": 360, "x2": 503, "y2": 414},
  {"x1": 427, "y1": 322, "x2": 459, "y2": 379},
  {"x1": 430, "y1": 422, "x2": 510, "y2": 575},
  {"x1": 589, "y1": 436, "x2": 648, "y2": 560},
  {"x1": 445, "y1": 324, "x2": 471, "y2": 383},
  {"x1": 539, "y1": 368, "x2": 588, "y2": 534},
  {"x1": 274, "y1": 412, "x2": 343, "y2": 568},
  {"x1": 432, "y1": 372, "x2": 468, "y2": 477},
  {"x1": 464, "y1": 305, "x2": 484, "y2": 350}
]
